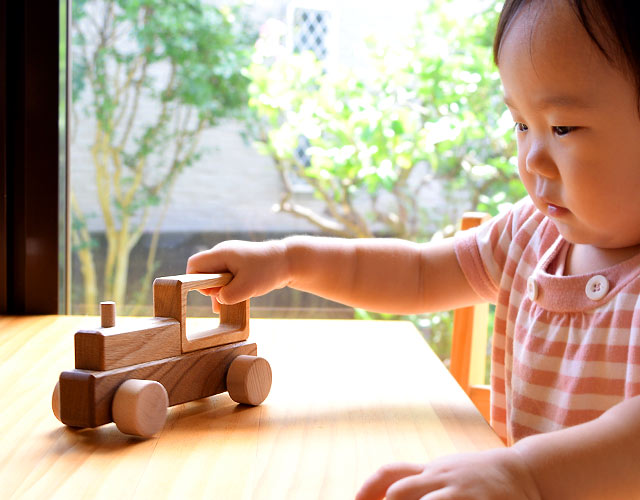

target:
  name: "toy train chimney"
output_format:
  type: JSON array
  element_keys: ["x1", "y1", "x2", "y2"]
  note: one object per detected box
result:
[{"x1": 100, "y1": 301, "x2": 116, "y2": 328}]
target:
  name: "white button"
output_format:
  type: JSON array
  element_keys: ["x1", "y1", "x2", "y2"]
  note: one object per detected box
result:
[
  {"x1": 585, "y1": 275, "x2": 609, "y2": 301},
  {"x1": 527, "y1": 276, "x2": 538, "y2": 301}
]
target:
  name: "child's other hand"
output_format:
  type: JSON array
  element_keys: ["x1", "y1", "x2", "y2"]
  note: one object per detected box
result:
[
  {"x1": 355, "y1": 448, "x2": 540, "y2": 500},
  {"x1": 186, "y1": 240, "x2": 289, "y2": 313}
]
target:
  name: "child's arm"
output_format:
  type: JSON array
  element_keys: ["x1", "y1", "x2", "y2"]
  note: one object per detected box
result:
[
  {"x1": 356, "y1": 395, "x2": 640, "y2": 500},
  {"x1": 186, "y1": 236, "x2": 483, "y2": 314},
  {"x1": 512, "y1": 393, "x2": 640, "y2": 499}
]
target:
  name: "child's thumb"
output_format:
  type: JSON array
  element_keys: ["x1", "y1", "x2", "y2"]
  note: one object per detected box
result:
[{"x1": 217, "y1": 277, "x2": 249, "y2": 305}]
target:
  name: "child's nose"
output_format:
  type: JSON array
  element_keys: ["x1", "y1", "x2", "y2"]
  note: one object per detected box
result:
[{"x1": 524, "y1": 140, "x2": 558, "y2": 179}]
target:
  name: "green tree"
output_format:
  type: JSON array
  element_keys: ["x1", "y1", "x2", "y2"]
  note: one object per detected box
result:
[
  {"x1": 248, "y1": 0, "x2": 524, "y2": 242},
  {"x1": 71, "y1": 0, "x2": 256, "y2": 313},
  {"x1": 247, "y1": 0, "x2": 524, "y2": 358}
]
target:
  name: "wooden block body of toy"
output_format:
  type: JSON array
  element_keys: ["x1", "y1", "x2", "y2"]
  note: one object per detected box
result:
[
  {"x1": 74, "y1": 317, "x2": 182, "y2": 371},
  {"x1": 52, "y1": 273, "x2": 272, "y2": 438}
]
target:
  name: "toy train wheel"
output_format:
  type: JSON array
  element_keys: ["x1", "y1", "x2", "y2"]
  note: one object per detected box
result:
[
  {"x1": 112, "y1": 379, "x2": 168, "y2": 437},
  {"x1": 52, "y1": 381, "x2": 61, "y2": 422},
  {"x1": 226, "y1": 355, "x2": 272, "y2": 406}
]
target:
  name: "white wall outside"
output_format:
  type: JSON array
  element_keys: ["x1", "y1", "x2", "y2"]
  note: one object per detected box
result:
[{"x1": 71, "y1": 0, "x2": 433, "y2": 234}]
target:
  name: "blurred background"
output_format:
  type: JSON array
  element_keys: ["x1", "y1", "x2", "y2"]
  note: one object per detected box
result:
[{"x1": 69, "y1": 0, "x2": 523, "y2": 367}]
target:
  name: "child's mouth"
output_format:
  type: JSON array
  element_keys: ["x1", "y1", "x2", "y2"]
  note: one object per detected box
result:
[{"x1": 547, "y1": 203, "x2": 569, "y2": 217}]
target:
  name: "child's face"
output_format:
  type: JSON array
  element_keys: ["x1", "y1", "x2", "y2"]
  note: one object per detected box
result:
[{"x1": 499, "y1": 0, "x2": 640, "y2": 251}]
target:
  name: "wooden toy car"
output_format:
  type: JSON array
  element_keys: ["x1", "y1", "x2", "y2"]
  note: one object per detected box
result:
[{"x1": 52, "y1": 274, "x2": 272, "y2": 437}]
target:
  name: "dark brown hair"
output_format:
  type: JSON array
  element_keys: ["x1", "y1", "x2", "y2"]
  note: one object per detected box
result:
[{"x1": 493, "y1": 0, "x2": 640, "y2": 91}]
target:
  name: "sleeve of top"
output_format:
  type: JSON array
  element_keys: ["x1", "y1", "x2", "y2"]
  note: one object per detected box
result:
[{"x1": 453, "y1": 197, "x2": 537, "y2": 303}]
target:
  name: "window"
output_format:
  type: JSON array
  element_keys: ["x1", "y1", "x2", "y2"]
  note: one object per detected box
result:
[
  {"x1": 68, "y1": 0, "x2": 351, "y2": 319},
  {"x1": 6, "y1": 0, "x2": 515, "y2": 367},
  {"x1": 287, "y1": 2, "x2": 337, "y2": 192},
  {"x1": 288, "y1": 3, "x2": 335, "y2": 61}
]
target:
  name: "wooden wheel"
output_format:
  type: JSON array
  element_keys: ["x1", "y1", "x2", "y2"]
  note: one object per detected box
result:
[
  {"x1": 112, "y1": 379, "x2": 168, "y2": 437},
  {"x1": 226, "y1": 355, "x2": 272, "y2": 406},
  {"x1": 52, "y1": 381, "x2": 61, "y2": 422}
]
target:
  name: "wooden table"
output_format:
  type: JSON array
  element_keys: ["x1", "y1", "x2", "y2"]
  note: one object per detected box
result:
[{"x1": 0, "y1": 316, "x2": 502, "y2": 499}]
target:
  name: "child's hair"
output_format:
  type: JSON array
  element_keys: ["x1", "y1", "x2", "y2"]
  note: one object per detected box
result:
[{"x1": 493, "y1": 0, "x2": 640, "y2": 97}]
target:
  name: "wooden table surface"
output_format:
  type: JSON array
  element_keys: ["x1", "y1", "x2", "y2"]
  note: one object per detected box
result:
[{"x1": 0, "y1": 315, "x2": 502, "y2": 499}]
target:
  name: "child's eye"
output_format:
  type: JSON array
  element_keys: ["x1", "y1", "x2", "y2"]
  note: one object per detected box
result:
[
  {"x1": 553, "y1": 126, "x2": 576, "y2": 136},
  {"x1": 514, "y1": 122, "x2": 528, "y2": 132}
]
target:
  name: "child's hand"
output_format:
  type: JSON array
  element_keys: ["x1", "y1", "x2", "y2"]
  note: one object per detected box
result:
[
  {"x1": 355, "y1": 448, "x2": 540, "y2": 500},
  {"x1": 186, "y1": 240, "x2": 289, "y2": 312}
]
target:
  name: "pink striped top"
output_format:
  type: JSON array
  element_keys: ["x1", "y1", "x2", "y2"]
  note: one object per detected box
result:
[{"x1": 454, "y1": 197, "x2": 640, "y2": 445}]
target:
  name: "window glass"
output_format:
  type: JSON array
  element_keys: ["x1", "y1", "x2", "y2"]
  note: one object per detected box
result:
[
  {"x1": 60, "y1": 0, "x2": 70, "y2": 313},
  {"x1": 70, "y1": 0, "x2": 520, "y2": 361}
]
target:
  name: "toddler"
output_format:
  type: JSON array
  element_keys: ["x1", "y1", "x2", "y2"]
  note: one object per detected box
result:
[{"x1": 187, "y1": 0, "x2": 640, "y2": 498}]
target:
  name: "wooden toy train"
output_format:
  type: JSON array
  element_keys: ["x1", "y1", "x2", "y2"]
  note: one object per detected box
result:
[{"x1": 52, "y1": 274, "x2": 272, "y2": 437}]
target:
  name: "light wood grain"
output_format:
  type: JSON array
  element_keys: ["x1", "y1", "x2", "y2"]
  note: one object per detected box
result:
[
  {"x1": 227, "y1": 355, "x2": 272, "y2": 406},
  {"x1": 111, "y1": 379, "x2": 169, "y2": 437},
  {"x1": 74, "y1": 317, "x2": 182, "y2": 370},
  {"x1": 153, "y1": 274, "x2": 250, "y2": 353},
  {"x1": 0, "y1": 316, "x2": 503, "y2": 500},
  {"x1": 59, "y1": 341, "x2": 257, "y2": 428},
  {"x1": 100, "y1": 301, "x2": 116, "y2": 328}
]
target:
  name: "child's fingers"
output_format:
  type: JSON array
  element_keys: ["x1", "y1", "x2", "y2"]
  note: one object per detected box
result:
[
  {"x1": 187, "y1": 248, "x2": 232, "y2": 296},
  {"x1": 186, "y1": 248, "x2": 229, "y2": 275},
  {"x1": 197, "y1": 286, "x2": 221, "y2": 297},
  {"x1": 216, "y1": 273, "x2": 253, "y2": 305},
  {"x1": 211, "y1": 295, "x2": 221, "y2": 314},
  {"x1": 355, "y1": 463, "x2": 425, "y2": 500},
  {"x1": 384, "y1": 472, "x2": 443, "y2": 500},
  {"x1": 186, "y1": 241, "x2": 277, "y2": 305}
]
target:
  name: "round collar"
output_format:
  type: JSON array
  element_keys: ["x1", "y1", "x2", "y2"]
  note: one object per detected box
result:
[{"x1": 526, "y1": 236, "x2": 640, "y2": 313}]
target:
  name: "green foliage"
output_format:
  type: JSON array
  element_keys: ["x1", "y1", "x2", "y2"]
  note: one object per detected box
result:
[
  {"x1": 71, "y1": 0, "x2": 257, "y2": 311},
  {"x1": 248, "y1": 0, "x2": 525, "y2": 242},
  {"x1": 248, "y1": 0, "x2": 521, "y2": 359},
  {"x1": 74, "y1": 1, "x2": 255, "y2": 124}
]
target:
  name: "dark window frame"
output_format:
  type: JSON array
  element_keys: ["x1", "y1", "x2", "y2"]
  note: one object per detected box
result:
[{"x1": 0, "y1": 0, "x2": 68, "y2": 314}]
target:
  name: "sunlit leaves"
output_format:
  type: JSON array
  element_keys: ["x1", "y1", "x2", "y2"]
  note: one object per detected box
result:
[{"x1": 248, "y1": 0, "x2": 524, "y2": 239}]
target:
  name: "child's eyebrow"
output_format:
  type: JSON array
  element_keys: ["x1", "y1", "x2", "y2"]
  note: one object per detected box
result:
[{"x1": 503, "y1": 94, "x2": 595, "y2": 110}]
